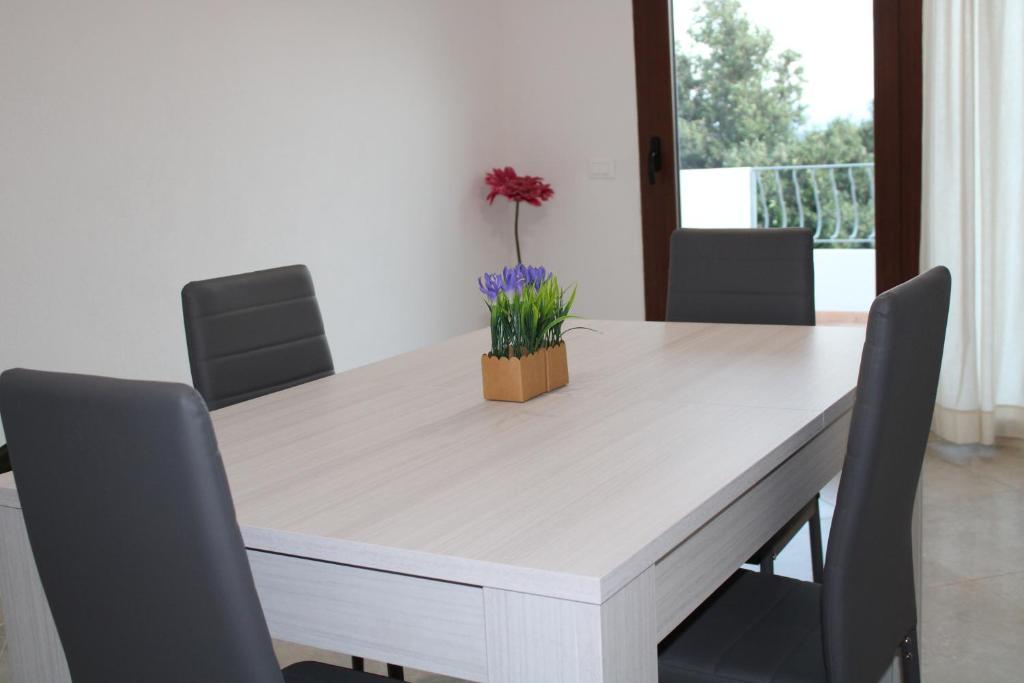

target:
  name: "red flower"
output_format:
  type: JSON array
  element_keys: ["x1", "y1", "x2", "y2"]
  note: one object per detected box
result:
[{"x1": 485, "y1": 167, "x2": 554, "y2": 207}]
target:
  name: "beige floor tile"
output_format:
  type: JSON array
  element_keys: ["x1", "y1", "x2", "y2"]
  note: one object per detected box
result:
[
  {"x1": 922, "y1": 488, "x2": 1024, "y2": 584},
  {"x1": 922, "y1": 452, "x2": 1015, "y2": 506},
  {"x1": 922, "y1": 553, "x2": 968, "y2": 588},
  {"x1": 922, "y1": 572, "x2": 1024, "y2": 683},
  {"x1": 965, "y1": 447, "x2": 1024, "y2": 493},
  {"x1": 929, "y1": 437, "x2": 1024, "y2": 487}
]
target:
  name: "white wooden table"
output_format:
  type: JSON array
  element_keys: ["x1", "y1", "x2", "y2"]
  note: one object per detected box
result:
[{"x1": 0, "y1": 321, "x2": 875, "y2": 683}]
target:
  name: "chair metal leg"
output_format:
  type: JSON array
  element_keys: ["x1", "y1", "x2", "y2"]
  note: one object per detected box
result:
[
  {"x1": 808, "y1": 496, "x2": 824, "y2": 583},
  {"x1": 900, "y1": 628, "x2": 921, "y2": 683},
  {"x1": 351, "y1": 655, "x2": 401, "y2": 679},
  {"x1": 760, "y1": 554, "x2": 775, "y2": 575}
]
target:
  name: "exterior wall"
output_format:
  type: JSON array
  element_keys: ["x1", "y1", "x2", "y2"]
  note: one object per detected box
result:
[
  {"x1": 679, "y1": 167, "x2": 755, "y2": 228},
  {"x1": 814, "y1": 249, "x2": 876, "y2": 312}
]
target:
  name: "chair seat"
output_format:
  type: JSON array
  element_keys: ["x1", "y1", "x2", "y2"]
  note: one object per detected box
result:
[
  {"x1": 659, "y1": 570, "x2": 826, "y2": 683},
  {"x1": 283, "y1": 661, "x2": 394, "y2": 682}
]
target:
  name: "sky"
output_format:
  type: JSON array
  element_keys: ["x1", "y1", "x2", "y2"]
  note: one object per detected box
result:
[{"x1": 673, "y1": 0, "x2": 874, "y2": 128}]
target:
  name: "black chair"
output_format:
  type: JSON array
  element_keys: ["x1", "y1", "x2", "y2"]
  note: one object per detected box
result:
[
  {"x1": 666, "y1": 228, "x2": 822, "y2": 581},
  {"x1": 0, "y1": 442, "x2": 10, "y2": 473},
  {"x1": 658, "y1": 266, "x2": 951, "y2": 683},
  {"x1": 182, "y1": 264, "x2": 335, "y2": 411},
  {"x1": 0, "y1": 369, "x2": 395, "y2": 683}
]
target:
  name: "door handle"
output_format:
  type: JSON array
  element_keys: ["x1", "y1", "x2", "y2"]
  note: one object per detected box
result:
[{"x1": 647, "y1": 136, "x2": 663, "y2": 185}]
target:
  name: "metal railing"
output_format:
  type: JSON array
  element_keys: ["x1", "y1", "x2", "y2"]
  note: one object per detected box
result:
[{"x1": 752, "y1": 163, "x2": 875, "y2": 247}]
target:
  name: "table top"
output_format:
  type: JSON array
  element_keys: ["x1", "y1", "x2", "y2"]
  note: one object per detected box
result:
[{"x1": 0, "y1": 320, "x2": 865, "y2": 603}]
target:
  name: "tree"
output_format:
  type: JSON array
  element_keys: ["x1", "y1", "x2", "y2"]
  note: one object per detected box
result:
[
  {"x1": 676, "y1": 0, "x2": 805, "y2": 169},
  {"x1": 676, "y1": 0, "x2": 873, "y2": 169},
  {"x1": 676, "y1": 0, "x2": 874, "y2": 245},
  {"x1": 791, "y1": 117, "x2": 874, "y2": 166}
]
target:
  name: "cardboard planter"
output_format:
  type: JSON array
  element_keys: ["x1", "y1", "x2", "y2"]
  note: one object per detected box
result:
[
  {"x1": 481, "y1": 350, "x2": 547, "y2": 402},
  {"x1": 544, "y1": 342, "x2": 569, "y2": 391}
]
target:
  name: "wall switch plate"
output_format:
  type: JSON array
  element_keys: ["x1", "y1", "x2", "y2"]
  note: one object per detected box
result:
[{"x1": 587, "y1": 160, "x2": 616, "y2": 179}]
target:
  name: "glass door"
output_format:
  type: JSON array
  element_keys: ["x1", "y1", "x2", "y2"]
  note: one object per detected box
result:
[
  {"x1": 633, "y1": 0, "x2": 922, "y2": 321},
  {"x1": 673, "y1": 0, "x2": 875, "y2": 321}
]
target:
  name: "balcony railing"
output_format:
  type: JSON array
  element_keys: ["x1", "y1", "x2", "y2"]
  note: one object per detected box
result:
[{"x1": 752, "y1": 163, "x2": 875, "y2": 247}]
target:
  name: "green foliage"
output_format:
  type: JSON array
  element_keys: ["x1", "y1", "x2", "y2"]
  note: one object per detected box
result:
[
  {"x1": 676, "y1": 0, "x2": 805, "y2": 169},
  {"x1": 486, "y1": 277, "x2": 577, "y2": 359},
  {"x1": 676, "y1": 0, "x2": 874, "y2": 170},
  {"x1": 791, "y1": 117, "x2": 874, "y2": 165},
  {"x1": 676, "y1": 0, "x2": 875, "y2": 246},
  {"x1": 755, "y1": 164, "x2": 874, "y2": 247}
]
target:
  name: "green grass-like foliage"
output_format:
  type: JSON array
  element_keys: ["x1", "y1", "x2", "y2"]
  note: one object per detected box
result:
[{"x1": 479, "y1": 267, "x2": 577, "y2": 359}]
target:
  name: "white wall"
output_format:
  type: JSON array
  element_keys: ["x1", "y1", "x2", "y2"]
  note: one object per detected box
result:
[
  {"x1": 493, "y1": 0, "x2": 646, "y2": 321},
  {"x1": 0, "y1": 0, "x2": 647, "y2": 442},
  {"x1": 0, "y1": 1, "x2": 513, "y2": 413}
]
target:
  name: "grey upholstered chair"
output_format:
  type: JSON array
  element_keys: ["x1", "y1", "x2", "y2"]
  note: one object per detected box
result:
[
  {"x1": 666, "y1": 227, "x2": 822, "y2": 581},
  {"x1": 0, "y1": 369, "x2": 393, "y2": 683},
  {"x1": 666, "y1": 228, "x2": 816, "y2": 326},
  {"x1": 181, "y1": 264, "x2": 335, "y2": 411},
  {"x1": 182, "y1": 265, "x2": 403, "y2": 679},
  {"x1": 658, "y1": 266, "x2": 951, "y2": 683}
]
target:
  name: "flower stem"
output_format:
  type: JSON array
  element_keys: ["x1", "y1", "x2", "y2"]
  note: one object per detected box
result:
[{"x1": 514, "y1": 201, "x2": 522, "y2": 264}]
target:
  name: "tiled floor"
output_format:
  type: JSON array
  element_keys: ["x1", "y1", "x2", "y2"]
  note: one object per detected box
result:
[{"x1": 1, "y1": 439, "x2": 1021, "y2": 682}]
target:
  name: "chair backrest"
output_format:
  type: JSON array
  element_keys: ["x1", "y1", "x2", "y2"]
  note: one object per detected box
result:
[
  {"x1": 182, "y1": 264, "x2": 334, "y2": 410},
  {"x1": 0, "y1": 370, "x2": 284, "y2": 683},
  {"x1": 665, "y1": 228, "x2": 816, "y2": 325},
  {"x1": 821, "y1": 266, "x2": 951, "y2": 683}
]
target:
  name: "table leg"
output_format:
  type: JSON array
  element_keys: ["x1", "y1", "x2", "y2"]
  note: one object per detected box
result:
[
  {"x1": 0, "y1": 506, "x2": 71, "y2": 683},
  {"x1": 483, "y1": 568, "x2": 656, "y2": 683}
]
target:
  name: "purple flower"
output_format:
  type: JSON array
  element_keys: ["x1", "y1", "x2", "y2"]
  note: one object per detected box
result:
[
  {"x1": 478, "y1": 264, "x2": 550, "y2": 300},
  {"x1": 478, "y1": 273, "x2": 502, "y2": 301},
  {"x1": 526, "y1": 266, "x2": 547, "y2": 289}
]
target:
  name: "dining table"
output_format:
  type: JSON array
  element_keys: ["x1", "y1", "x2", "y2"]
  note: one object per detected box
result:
[{"x1": 0, "y1": 320, "x2": 919, "y2": 682}]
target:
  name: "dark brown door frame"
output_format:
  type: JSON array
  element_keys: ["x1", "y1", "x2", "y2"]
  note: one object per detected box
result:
[
  {"x1": 633, "y1": 0, "x2": 923, "y2": 320},
  {"x1": 632, "y1": 0, "x2": 678, "y2": 321},
  {"x1": 873, "y1": 0, "x2": 923, "y2": 293}
]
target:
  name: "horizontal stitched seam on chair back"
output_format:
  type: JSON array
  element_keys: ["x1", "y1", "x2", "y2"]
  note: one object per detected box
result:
[
  {"x1": 680, "y1": 258, "x2": 811, "y2": 294},
  {"x1": 207, "y1": 367, "x2": 334, "y2": 411},
  {"x1": 182, "y1": 265, "x2": 316, "y2": 318},
  {"x1": 670, "y1": 292, "x2": 814, "y2": 325},
  {"x1": 182, "y1": 265, "x2": 334, "y2": 410},
  {"x1": 667, "y1": 229, "x2": 815, "y2": 326},
  {"x1": 199, "y1": 336, "x2": 334, "y2": 410},
  {"x1": 190, "y1": 293, "x2": 318, "y2": 321},
  {"x1": 186, "y1": 296, "x2": 326, "y2": 360}
]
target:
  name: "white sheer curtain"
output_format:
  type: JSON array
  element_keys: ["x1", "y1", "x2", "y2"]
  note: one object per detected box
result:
[{"x1": 921, "y1": 0, "x2": 1024, "y2": 445}]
